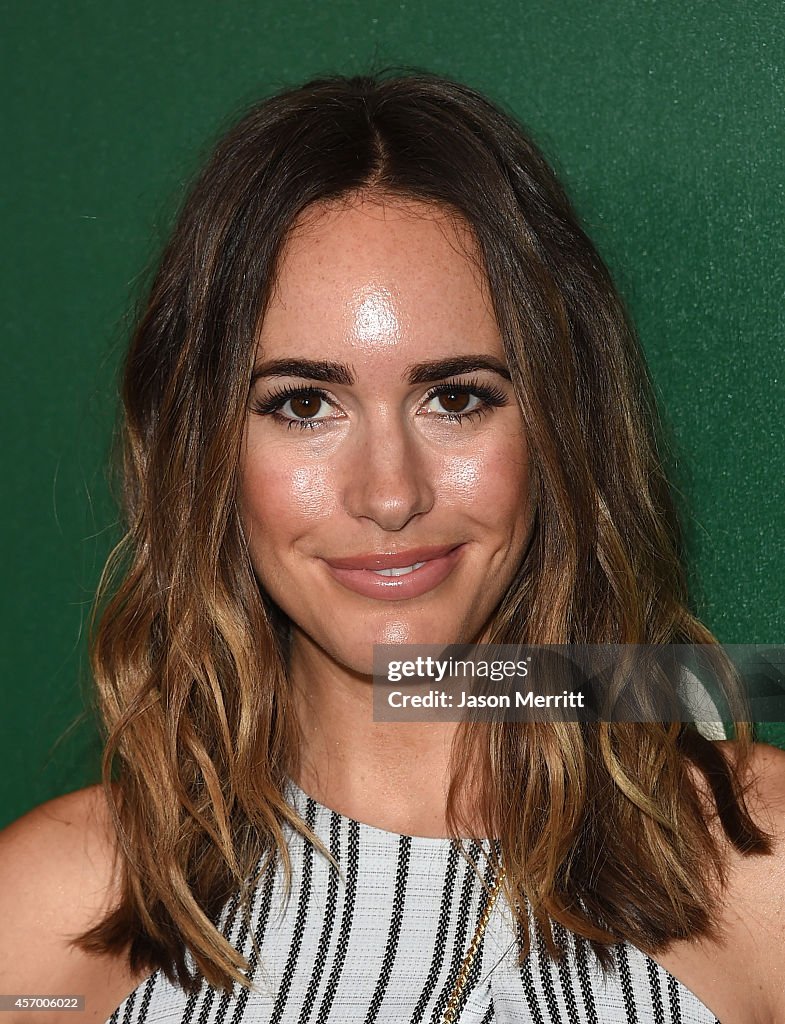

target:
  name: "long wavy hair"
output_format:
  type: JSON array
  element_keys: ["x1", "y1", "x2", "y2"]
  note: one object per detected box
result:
[{"x1": 75, "y1": 69, "x2": 768, "y2": 991}]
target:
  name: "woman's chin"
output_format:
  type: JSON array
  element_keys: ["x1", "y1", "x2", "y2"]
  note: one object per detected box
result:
[{"x1": 328, "y1": 624, "x2": 479, "y2": 677}]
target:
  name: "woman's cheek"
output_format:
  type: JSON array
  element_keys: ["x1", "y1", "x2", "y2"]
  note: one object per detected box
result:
[
  {"x1": 238, "y1": 455, "x2": 337, "y2": 602},
  {"x1": 244, "y1": 455, "x2": 339, "y2": 526},
  {"x1": 284, "y1": 463, "x2": 340, "y2": 523},
  {"x1": 437, "y1": 439, "x2": 528, "y2": 512},
  {"x1": 436, "y1": 454, "x2": 482, "y2": 506}
]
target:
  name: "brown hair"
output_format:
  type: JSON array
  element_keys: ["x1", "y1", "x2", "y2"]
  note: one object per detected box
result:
[{"x1": 76, "y1": 69, "x2": 768, "y2": 990}]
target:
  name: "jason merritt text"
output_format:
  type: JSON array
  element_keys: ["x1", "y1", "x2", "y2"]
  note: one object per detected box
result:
[{"x1": 386, "y1": 690, "x2": 585, "y2": 709}]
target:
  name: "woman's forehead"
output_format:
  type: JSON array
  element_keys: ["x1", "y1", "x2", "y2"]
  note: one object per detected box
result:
[{"x1": 257, "y1": 196, "x2": 502, "y2": 366}]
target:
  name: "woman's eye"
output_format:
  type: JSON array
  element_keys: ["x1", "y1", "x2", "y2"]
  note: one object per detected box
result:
[
  {"x1": 250, "y1": 387, "x2": 339, "y2": 429},
  {"x1": 424, "y1": 388, "x2": 483, "y2": 417},
  {"x1": 281, "y1": 392, "x2": 332, "y2": 421}
]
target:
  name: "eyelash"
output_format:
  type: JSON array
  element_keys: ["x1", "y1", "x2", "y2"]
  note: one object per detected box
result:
[{"x1": 249, "y1": 377, "x2": 509, "y2": 431}]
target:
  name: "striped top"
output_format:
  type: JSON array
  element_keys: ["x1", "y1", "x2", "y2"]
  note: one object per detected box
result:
[{"x1": 106, "y1": 780, "x2": 720, "y2": 1023}]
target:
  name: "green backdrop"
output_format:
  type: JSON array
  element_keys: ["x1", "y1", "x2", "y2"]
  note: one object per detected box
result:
[{"x1": 2, "y1": 2, "x2": 783, "y2": 827}]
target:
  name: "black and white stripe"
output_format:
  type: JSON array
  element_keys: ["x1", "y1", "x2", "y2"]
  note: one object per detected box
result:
[{"x1": 106, "y1": 782, "x2": 720, "y2": 1023}]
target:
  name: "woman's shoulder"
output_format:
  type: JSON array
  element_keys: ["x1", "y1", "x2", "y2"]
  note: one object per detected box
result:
[
  {"x1": 707, "y1": 739, "x2": 785, "y2": 886},
  {"x1": 715, "y1": 738, "x2": 785, "y2": 819},
  {"x1": 0, "y1": 783, "x2": 121, "y2": 922},
  {"x1": 703, "y1": 741, "x2": 785, "y2": 1019},
  {"x1": 726, "y1": 737, "x2": 785, "y2": 887},
  {"x1": 0, "y1": 784, "x2": 148, "y2": 1023}
]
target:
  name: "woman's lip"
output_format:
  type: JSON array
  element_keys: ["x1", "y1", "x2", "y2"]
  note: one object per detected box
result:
[
  {"x1": 321, "y1": 544, "x2": 466, "y2": 601},
  {"x1": 323, "y1": 544, "x2": 462, "y2": 571}
]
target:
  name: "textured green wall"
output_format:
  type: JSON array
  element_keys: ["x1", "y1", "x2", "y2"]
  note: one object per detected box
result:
[{"x1": 3, "y1": 2, "x2": 783, "y2": 827}]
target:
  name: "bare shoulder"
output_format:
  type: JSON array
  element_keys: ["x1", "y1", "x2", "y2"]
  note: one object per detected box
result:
[
  {"x1": 652, "y1": 742, "x2": 785, "y2": 1022},
  {"x1": 0, "y1": 784, "x2": 137, "y2": 1021},
  {"x1": 0, "y1": 780, "x2": 120, "y2": 846},
  {"x1": 712, "y1": 741, "x2": 785, "y2": 938},
  {"x1": 0, "y1": 784, "x2": 122, "y2": 923},
  {"x1": 715, "y1": 738, "x2": 785, "y2": 831}
]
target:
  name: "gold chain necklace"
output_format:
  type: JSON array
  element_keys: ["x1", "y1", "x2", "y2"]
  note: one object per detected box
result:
[{"x1": 442, "y1": 869, "x2": 506, "y2": 1024}]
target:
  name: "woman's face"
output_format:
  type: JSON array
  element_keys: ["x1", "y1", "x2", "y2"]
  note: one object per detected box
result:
[{"x1": 239, "y1": 196, "x2": 533, "y2": 676}]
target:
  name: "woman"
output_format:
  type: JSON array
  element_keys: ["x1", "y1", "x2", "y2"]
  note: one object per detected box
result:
[{"x1": 1, "y1": 70, "x2": 783, "y2": 1024}]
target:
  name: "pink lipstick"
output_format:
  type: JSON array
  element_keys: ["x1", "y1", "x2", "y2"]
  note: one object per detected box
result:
[{"x1": 321, "y1": 544, "x2": 465, "y2": 600}]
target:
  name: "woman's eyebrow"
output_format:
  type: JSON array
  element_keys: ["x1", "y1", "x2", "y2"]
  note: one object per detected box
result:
[
  {"x1": 250, "y1": 359, "x2": 352, "y2": 387},
  {"x1": 250, "y1": 355, "x2": 511, "y2": 387},
  {"x1": 407, "y1": 356, "x2": 511, "y2": 384}
]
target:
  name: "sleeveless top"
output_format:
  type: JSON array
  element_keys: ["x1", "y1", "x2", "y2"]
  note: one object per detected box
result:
[{"x1": 105, "y1": 780, "x2": 721, "y2": 1024}]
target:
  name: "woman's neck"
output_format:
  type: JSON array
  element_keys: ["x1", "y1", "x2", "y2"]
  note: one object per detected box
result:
[{"x1": 288, "y1": 636, "x2": 472, "y2": 838}]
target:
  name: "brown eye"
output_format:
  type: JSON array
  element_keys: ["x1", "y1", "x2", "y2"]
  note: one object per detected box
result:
[
  {"x1": 438, "y1": 390, "x2": 472, "y2": 414},
  {"x1": 288, "y1": 394, "x2": 324, "y2": 419},
  {"x1": 424, "y1": 387, "x2": 482, "y2": 418}
]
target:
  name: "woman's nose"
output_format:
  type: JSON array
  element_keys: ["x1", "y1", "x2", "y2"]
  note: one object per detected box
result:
[{"x1": 341, "y1": 413, "x2": 435, "y2": 532}]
